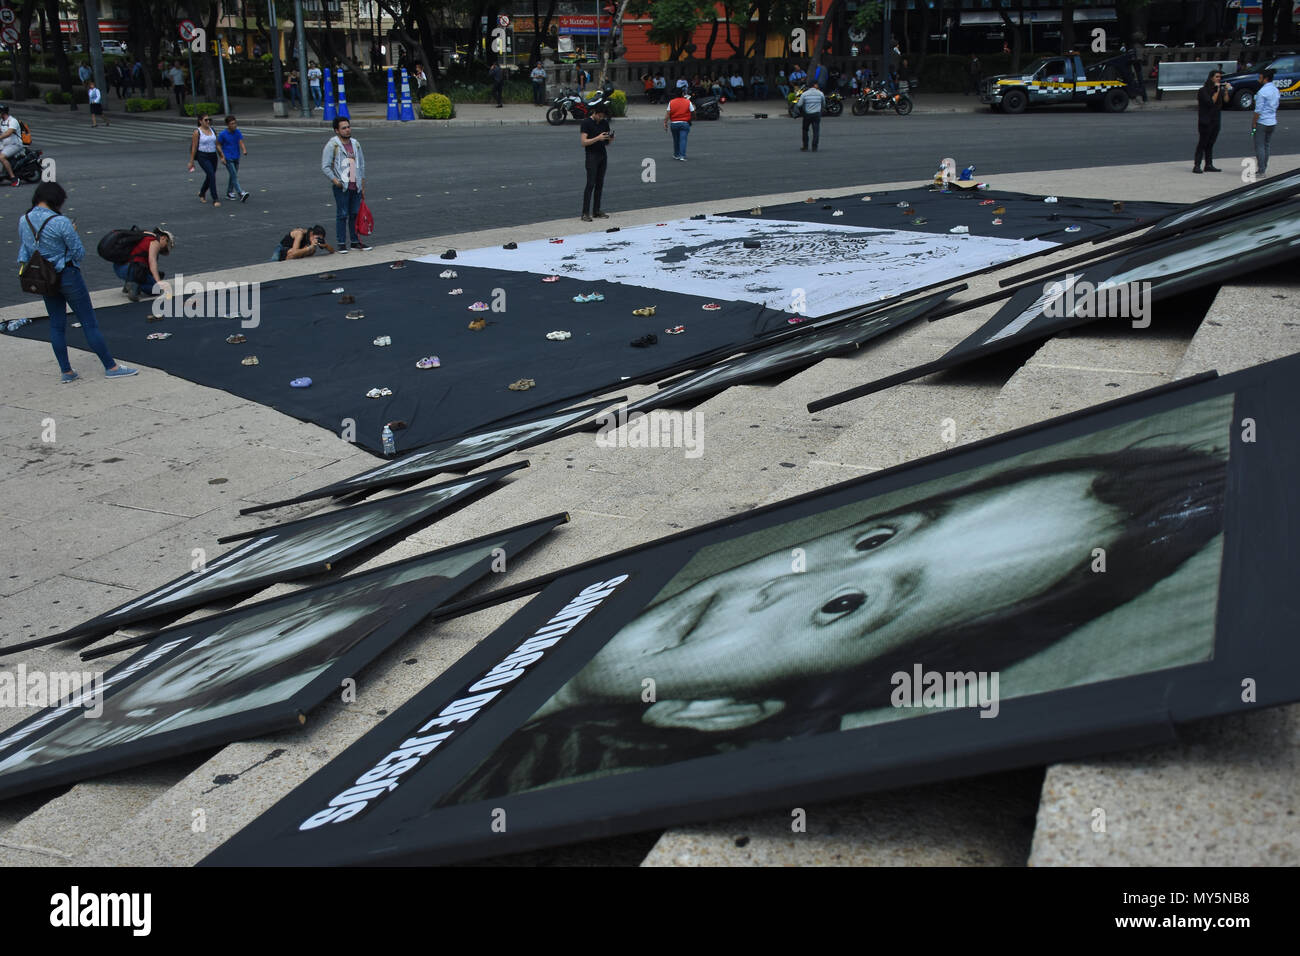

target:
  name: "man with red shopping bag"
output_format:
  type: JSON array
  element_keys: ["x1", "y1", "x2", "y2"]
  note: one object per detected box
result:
[{"x1": 321, "y1": 117, "x2": 372, "y2": 253}]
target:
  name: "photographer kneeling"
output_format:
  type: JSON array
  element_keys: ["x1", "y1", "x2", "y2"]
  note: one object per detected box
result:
[{"x1": 273, "y1": 225, "x2": 334, "y2": 261}]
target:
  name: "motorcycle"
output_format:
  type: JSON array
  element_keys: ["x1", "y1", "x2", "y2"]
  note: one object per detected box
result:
[
  {"x1": 851, "y1": 81, "x2": 913, "y2": 116},
  {"x1": 546, "y1": 85, "x2": 614, "y2": 125},
  {"x1": 9, "y1": 146, "x2": 44, "y2": 184},
  {"x1": 787, "y1": 85, "x2": 844, "y2": 118},
  {"x1": 685, "y1": 87, "x2": 723, "y2": 120}
]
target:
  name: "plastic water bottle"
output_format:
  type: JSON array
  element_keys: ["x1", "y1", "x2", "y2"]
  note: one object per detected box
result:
[
  {"x1": 381, "y1": 425, "x2": 395, "y2": 456},
  {"x1": 959, "y1": 164, "x2": 976, "y2": 181}
]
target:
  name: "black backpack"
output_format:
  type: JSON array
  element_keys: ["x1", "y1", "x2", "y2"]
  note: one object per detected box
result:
[
  {"x1": 19, "y1": 213, "x2": 62, "y2": 296},
  {"x1": 97, "y1": 226, "x2": 147, "y2": 264}
]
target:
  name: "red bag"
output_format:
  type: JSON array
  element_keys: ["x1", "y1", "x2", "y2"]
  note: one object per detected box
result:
[{"x1": 356, "y1": 197, "x2": 374, "y2": 237}]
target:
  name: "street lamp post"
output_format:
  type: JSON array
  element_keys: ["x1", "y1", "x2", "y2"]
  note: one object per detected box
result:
[
  {"x1": 269, "y1": 0, "x2": 286, "y2": 117},
  {"x1": 293, "y1": 0, "x2": 311, "y2": 118}
]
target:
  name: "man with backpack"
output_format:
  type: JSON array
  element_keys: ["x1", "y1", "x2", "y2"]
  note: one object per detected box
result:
[{"x1": 97, "y1": 226, "x2": 175, "y2": 300}]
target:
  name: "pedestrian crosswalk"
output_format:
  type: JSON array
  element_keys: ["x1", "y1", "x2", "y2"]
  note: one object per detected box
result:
[{"x1": 19, "y1": 117, "x2": 320, "y2": 148}]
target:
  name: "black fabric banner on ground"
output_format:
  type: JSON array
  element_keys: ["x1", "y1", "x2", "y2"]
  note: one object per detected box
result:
[
  {"x1": 203, "y1": 354, "x2": 1300, "y2": 866},
  {"x1": 8, "y1": 263, "x2": 773, "y2": 455},
  {"x1": 0, "y1": 514, "x2": 565, "y2": 803},
  {"x1": 726, "y1": 186, "x2": 1178, "y2": 243},
  {"x1": 7, "y1": 463, "x2": 526, "y2": 650}
]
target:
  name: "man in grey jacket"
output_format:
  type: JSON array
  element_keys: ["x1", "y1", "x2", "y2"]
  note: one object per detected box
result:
[
  {"x1": 796, "y1": 80, "x2": 825, "y2": 152},
  {"x1": 321, "y1": 117, "x2": 370, "y2": 253}
]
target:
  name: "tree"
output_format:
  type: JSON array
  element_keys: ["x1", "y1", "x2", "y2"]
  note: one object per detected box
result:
[
  {"x1": 631, "y1": 0, "x2": 704, "y2": 60},
  {"x1": 807, "y1": 0, "x2": 844, "y2": 75}
]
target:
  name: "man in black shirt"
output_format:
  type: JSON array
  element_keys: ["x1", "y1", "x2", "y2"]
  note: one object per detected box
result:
[{"x1": 580, "y1": 102, "x2": 613, "y2": 222}]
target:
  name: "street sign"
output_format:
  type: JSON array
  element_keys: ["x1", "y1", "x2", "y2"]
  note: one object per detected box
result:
[
  {"x1": 1, "y1": 25, "x2": 17, "y2": 44},
  {"x1": 497, "y1": 14, "x2": 510, "y2": 28},
  {"x1": 179, "y1": 19, "x2": 196, "y2": 41},
  {"x1": 0, "y1": 9, "x2": 15, "y2": 25}
]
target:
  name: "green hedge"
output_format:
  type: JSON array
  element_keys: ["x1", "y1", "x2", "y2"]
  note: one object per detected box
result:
[
  {"x1": 183, "y1": 101, "x2": 221, "y2": 117},
  {"x1": 445, "y1": 78, "x2": 545, "y2": 104},
  {"x1": 419, "y1": 92, "x2": 454, "y2": 119},
  {"x1": 126, "y1": 97, "x2": 168, "y2": 112},
  {"x1": 0, "y1": 84, "x2": 42, "y2": 99},
  {"x1": 608, "y1": 89, "x2": 627, "y2": 117},
  {"x1": 44, "y1": 89, "x2": 89, "y2": 105}
]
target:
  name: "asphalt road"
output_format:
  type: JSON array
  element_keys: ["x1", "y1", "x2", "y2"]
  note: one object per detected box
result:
[{"x1": 1, "y1": 104, "x2": 1265, "y2": 291}]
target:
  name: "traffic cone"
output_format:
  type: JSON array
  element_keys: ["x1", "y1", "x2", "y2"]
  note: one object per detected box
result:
[
  {"x1": 336, "y1": 67, "x2": 350, "y2": 120},
  {"x1": 386, "y1": 67, "x2": 399, "y2": 120},
  {"x1": 399, "y1": 68, "x2": 415, "y2": 121}
]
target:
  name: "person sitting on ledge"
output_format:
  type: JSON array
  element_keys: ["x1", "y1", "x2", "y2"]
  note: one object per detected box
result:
[{"x1": 274, "y1": 224, "x2": 335, "y2": 261}]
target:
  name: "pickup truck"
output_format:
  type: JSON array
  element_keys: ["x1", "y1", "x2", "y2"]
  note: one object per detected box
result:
[{"x1": 979, "y1": 52, "x2": 1140, "y2": 114}]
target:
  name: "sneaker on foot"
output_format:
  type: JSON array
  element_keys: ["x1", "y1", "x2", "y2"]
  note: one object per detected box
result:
[
  {"x1": 125, "y1": 281, "x2": 141, "y2": 301},
  {"x1": 593, "y1": 211, "x2": 609, "y2": 219},
  {"x1": 352, "y1": 241, "x2": 373, "y2": 251},
  {"x1": 581, "y1": 214, "x2": 593, "y2": 222},
  {"x1": 105, "y1": 365, "x2": 139, "y2": 378},
  {"x1": 60, "y1": 370, "x2": 79, "y2": 384},
  {"x1": 241, "y1": 191, "x2": 250, "y2": 201},
  {"x1": 337, "y1": 247, "x2": 349, "y2": 254}
]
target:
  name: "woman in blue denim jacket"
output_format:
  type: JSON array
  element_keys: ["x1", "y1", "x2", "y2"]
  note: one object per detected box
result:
[{"x1": 17, "y1": 182, "x2": 137, "y2": 383}]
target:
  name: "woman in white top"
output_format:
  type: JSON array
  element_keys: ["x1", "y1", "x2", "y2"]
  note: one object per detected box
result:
[{"x1": 187, "y1": 113, "x2": 225, "y2": 207}]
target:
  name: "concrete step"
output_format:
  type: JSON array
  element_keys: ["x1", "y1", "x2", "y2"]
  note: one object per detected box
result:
[{"x1": 1027, "y1": 277, "x2": 1300, "y2": 866}]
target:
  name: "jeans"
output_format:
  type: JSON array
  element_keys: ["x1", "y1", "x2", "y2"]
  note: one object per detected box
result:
[
  {"x1": 582, "y1": 151, "x2": 607, "y2": 214},
  {"x1": 44, "y1": 265, "x2": 115, "y2": 373},
  {"x1": 225, "y1": 158, "x2": 244, "y2": 196},
  {"x1": 195, "y1": 151, "x2": 220, "y2": 200},
  {"x1": 333, "y1": 184, "x2": 362, "y2": 245},
  {"x1": 533, "y1": 81, "x2": 546, "y2": 105},
  {"x1": 670, "y1": 121, "x2": 690, "y2": 158},
  {"x1": 802, "y1": 113, "x2": 821, "y2": 149},
  {"x1": 1255, "y1": 124, "x2": 1275, "y2": 177},
  {"x1": 311, "y1": 85, "x2": 323, "y2": 107},
  {"x1": 778, "y1": 84, "x2": 790, "y2": 98},
  {"x1": 492, "y1": 81, "x2": 503, "y2": 106},
  {"x1": 112, "y1": 260, "x2": 163, "y2": 295}
]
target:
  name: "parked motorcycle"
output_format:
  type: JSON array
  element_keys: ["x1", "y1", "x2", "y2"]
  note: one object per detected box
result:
[
  {"x1": 787, "y1": 86, "x2": 844, "y2": 117},
  {"x1": 546, "y1": 85, "x2": 615, "y2": 125},
  {"x1": 9, "y1": 146, "x2": 44, "y2": 184},
  {"x1": 851, "y1": 82, "x2": 913, "y2": 116}
]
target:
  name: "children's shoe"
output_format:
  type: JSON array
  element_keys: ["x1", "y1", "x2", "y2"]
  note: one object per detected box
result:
[
  {"x1": 60, "y1": 370, "x2": 79, "y2": 384},
  {"x1": 416, "y1": 356, "x2": 441, "y2": 369},
  {"x1": 468, "y1": 301, "x2": 489, "y2": 311},
  {"x1": 240, "y1": 191, "x2": 250, "y2": 202},
  {"x1": 440, "y1": 269, "x2": 458, "y2": 278},
  {"x1": 701, "y1": 302, "x2": 721, "y2": 311},
  {"x1": 468, "y1": 317, "x2": 487, "y2": 330},
  {"x1": 448, "y1": 288, "x2": 463, "y2": 295},
  {"x1": 632, "y1": 306, "x2": 656, "y2": 316},
  {"x1": 542, "y1": 275, "x2": 560, "y2": 283},
  {"x1": 105, "y1": 365, "x2": 139, "y2": 378}
]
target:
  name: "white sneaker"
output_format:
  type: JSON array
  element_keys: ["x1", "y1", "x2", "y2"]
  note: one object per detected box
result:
[{"x1": 337, "y1": 247, "x2": 349, "y2": 254}]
